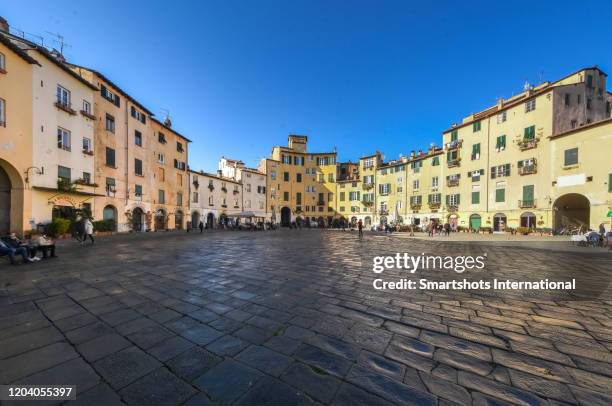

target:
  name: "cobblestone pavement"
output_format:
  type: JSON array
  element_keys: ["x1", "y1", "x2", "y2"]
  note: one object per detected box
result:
[{"x1": 0, "y1": 230, "x2": 611, "y2": 405}]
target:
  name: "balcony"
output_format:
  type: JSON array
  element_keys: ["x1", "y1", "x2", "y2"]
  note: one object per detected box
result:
[
  {"x1": 57, "y1": 178, "x2": 76, "y2": 192},
  {"x1": 361, "y1": 199, "x2": 374, "y2": 206},
  {"x1": 519, "y1": 199, "x2": 536, "y2": 208},
  {"x1": 446, "y1": 205, "x2": 458, "y2": 212},
  {"x1": 55, "y1": 101, "x2": 76, "y2": 115},
  {"x1": 233, "y1": 189, "x2": 240, "y2": 195},
  {"x1": 519, "y1": 165, "x2": 537, "y2": 175},
  {"x1": 80, "y1": 110, "x2": 96, "y2": 120},
  {"x1": 379, "y1": 209, "x2": 389, "y2": 216},
  {"x1": 82, "y1": 149, "x2": 94, "y2": 156},
  {"x1": 445, "y1": 139, "x2": 463, "y2": 150},
  {"x1": 428, "y1": 202, "x2": 441, "y2": 210},
  {"x1": 518, "y1": 138, "x2": 538, "y2": 151},
  {"x1": 447, "y1": 158, "x2": 461, "y2": 168},
  {"x1": 363, "y1": 182, "x2": 374, "y2": 190},
  {"x1": 446, "y1": 178, "x2": 460, "y2": 187},
  {"x1": 208, "y1": 184, "x2": 214, "y2": 191},
  {"x1": 410, "y1": 204, "x2": 422, "y2": 210}
]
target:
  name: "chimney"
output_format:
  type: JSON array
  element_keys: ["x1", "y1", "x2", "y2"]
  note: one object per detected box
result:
[
  {"x1": 0, "y1": 17, "x2": 8, "y2": 33},
  {"x1": 410, "y1": 150, "x2": 415, "y2": 159}
]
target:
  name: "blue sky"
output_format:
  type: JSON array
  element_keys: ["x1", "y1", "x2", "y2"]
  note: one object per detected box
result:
[{"x1": 5, "y1": 1, "x2": 612, "y2": 172}]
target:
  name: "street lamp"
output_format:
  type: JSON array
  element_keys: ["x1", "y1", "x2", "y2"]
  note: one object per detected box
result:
[{"x1": 24, "y1": 166, "x2": 44, "y2": 184}]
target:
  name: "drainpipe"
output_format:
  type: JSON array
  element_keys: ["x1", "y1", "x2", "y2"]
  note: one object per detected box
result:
[{"x1": 486, "y1": 116, "x2": 490, "y2": 215}]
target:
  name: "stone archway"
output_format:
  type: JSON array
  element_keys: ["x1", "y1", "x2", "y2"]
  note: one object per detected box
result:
[
  {"x1": 206, "y1": 212, "x2": 215, "y2": 228},
  {"x1": 191, "y1": 211, "x2": 201, "y2": 229},
  {"x1": 175, "y1": 210, "x2": 184, "y2": 230},
  {"x1": 553, "y1": 193, "x2": 590, "y2": 232},
  {"x1": 103, "y1": 205, "x2": 118, "y2": 231},
  {"x1": 0, "y1": 159, "x2": 24, "y2": 235},
  {"x1": 493, "y1": 213, "x2": 507, "y2": 232},
  {"x1": 155, "y1": 209, "x2": 167, "y2": 231},
  {"x1": 520, "y1": 212, "x2": 537, "y2": 229},
  {"x1": 132, "y1": 207, "x2": 145, "y2": 231},
  {"x1": 280, "y1": 207, "x2": 291, "y2": 227},
  {"x1": 364, "y1": 216, "x2": 372, "y2": 226}
]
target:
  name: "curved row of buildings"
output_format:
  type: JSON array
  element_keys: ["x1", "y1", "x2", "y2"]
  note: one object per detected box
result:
[{"x1": 1, "y1": 16, "x2": 611, "y2": 235}]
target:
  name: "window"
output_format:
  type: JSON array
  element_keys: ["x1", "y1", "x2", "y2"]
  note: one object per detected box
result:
[
  {"x1": 491, "y1": 164, "x2": 510, "y2": 179},
  {"x1": 105, "y1": 177, "x2": 116, "y2": 192},
  {"x1": 450, "y1": 130, "x2": 458, "y2": 141},
  {"x1": 82, "y1": 137, "x2": 91, "y2": 152},
  {"x1": 82, "y1": 100, "x2": 91, "y2": 115},
  {"x1": 209, "y1": 196, "x2": 214, "y2": 205},
  {"x1": 100, "y1": 85, "x2": 120, "y2": 107},
  {"x1": 340, "y1": 192, "x2": 345, "y2": 201},
  {"x1": 105, "y1": 147, "x2": 116, "y2": 167},
  {"x1": 413, "y1": 180, "x2": 420, "y2": 190},
  {"x1": 564, "y1": 93, "x2": 571, "y2": 106},
  {"x1": 586, "y1": 98, "x2": 592, "y2": 110},
  {"x1": 379, "y1": 184, "x2": 390, "y2": 195},
  {"x1": 57, "y1": 128, "x2": 71, "y2": 151},
  {"x1": 471, "y1": 143, "x2": 480, "y2": 160},
  {"x1": 432, "y1": 156, "x2": 440, "y2": 166},
  {"x1": 428, "y1": 193, "x2": 441, "y2": 204},
  {"x1": 58, "y1": 166, "x2": 71, "y2": 182},
  {"x1": 177, "y1": 192, "x2": 183, "y2": 206},
  {"x1": 349, "y1": 191, "x2": 360, "y2": 201},
  {"x1": 296, "y1": 173, "x2": 302, "y2": 182},
  {"x1": 283, "y1": 172, "x2": 289, "y2": 181},
  {"x1": 156, "y1": 133, "x2": 167, "y2": 144},
  {"x1": 177, "y1": 173, "x2": 183, "y2": 186},
  {"x1": 497, "y1": 111, "x2": 507, "y2": 123},
  {"x1": 587, "y1": 74, "x2": 594, "y2": 88},
  {"x1": 473, "y1": 121, "x2": 481, "y2": 132},
  {"x1": 364, "y1": 175, "x2": 374, "y2": 184},
  {"x1": 281, "y1": 155, "x2": 291, "y2": 164},
  {"x1": 105, "y1": 113, "x2": 115, "y2": 133},
  {"x1": 564, "y1": 148, "x2": 578, "y2": 166},
  {"x1": 471, "y1": 191, "x2": 480, "y2": 204},
  {"x1": 82, "y1": 172, "x2": 91, "y2": 184},
  {"x1": 158, "y1": 167, "x2": 165, "y2": 181},
  {"x1": 130, "y1": 106, "x2": 146, "y2": 124},
  {"x1": 296, "y1": 192, "x2": 302, "y2": 204},
  {"x1": 176, "y1": 142, "x2": 184, "y2": 153},
  {"x1": 495, "y1": 188, "x2": 505, "y2": 203},
  {"x1": 495, "y1": 135, "x2": 506, "y2": 151},
  {"x1": 607, "y1": 101, "x2": 611, "y2": 114},
  {"x1": 609, "y1": 174, "x2": 612, "y2": 193},
  {"x1": 318, "y1": 174, "x2": 324, "y2": 183},
  {"x1": 446, "y1": 194, "x2": 460, "y2": 206},
  {"x1": 283, "y1": 191, "x2": 289, "y2": 201},
  {"x1": 0, "y1": 52, "x2": 5, "y2": 71},
  {"x1": 525, "y1": 99, "x2": 536, "y2": 113},
  {"x1": 134, "y1": 130, "x2": 142, "y2": 146},
  {"x1": 328, "y1": 173, "x2": 334, "y2": 182},
  {"x1": 432, "y1": 176, "x2": 439, "y2": 188},
  {"x1": 135, "y1": 158, "x2": 143, "y2": 176},
  {"x1": 522, "y1": 185, "x2": 534, "y2": 205},
  {"x1": 0, "y1": 98, "x2": 5, "y2": 126},
  {"x1": 135, "y1": 184, "x2": 142, "y2": 197},
  {"x1": 577, "y1": 95, "x2": 582, "y2": 104},
  {"x1": 174, "y1": 159, "x2": 186, "y2": 170},
  {"x1": 158, "y1": 153, "x2": 165, "y2": 164},
  {"x1": 158, "y1": 190, "x2": 165, "y2": 204},
  {"x1": 271, "y1": 170, "x2": 276, "y2": 180},
  {"x1": 363, "y1": 158, "x2": 375, "y2": 168},
  {"x1": 56, "y1": 85, "x2": 70, "y2": 107},
  {"x1": 410, "y1": 195, "x2": 422, "y2": 206},
  {"x1": 469, "y1": 169, "x2": 484, "y2": 182}
]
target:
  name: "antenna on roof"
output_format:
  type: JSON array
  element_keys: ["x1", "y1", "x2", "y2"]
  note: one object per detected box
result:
[
  {"x1": 523, "y1": 80, "x2": 532, "y2": 91},
  {"x1": 45, "y1": 31, "x2": 71, "y2": 54},
  {"x1": 538, "y1": 71, "x2": 544, "y2": 84},
  {"x1": 160, "y1": 109, "x2": 172, "y2": 127}
]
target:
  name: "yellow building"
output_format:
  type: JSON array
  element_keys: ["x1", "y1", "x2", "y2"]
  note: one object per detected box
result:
[
  {"x1": 259, "y1": 135, "x2": 337, "y2": 226},
  {"x1": 404, "y1": 147, "x2": 445, "y2": 228},
  {"x1": 336, "y1": 153, "x2": 382, "y2": 228},
  {"x1": 375, "y1": 158, "x2": 408, "y2": 225},
  {"x1": 0, "y1": 31, "x2": 37, "y2": 235},
  {"x1": 441, "y1": 67, "x2": 612, "y2": 232}
]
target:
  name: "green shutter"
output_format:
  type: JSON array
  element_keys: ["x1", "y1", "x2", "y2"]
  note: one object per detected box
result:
[
  {"x1": 456, "y1": 194, "x2": 460, "y2": 205},
  {"x1": 518, "y1": 160, "x2": 523, "y2": 168},
  {"x1": 447, "y1": 151, "x2": 451, "y2": 162},
  {"x1": 523, "y1": 185, "x2": 534, "y2": 202},
  {"x1": 491, "y1": 167, "x2": 496, "y2": 179},
  {"x1": 610, "y1": 174, "x2": 612, "y2": 193},
  {"x1": 496, "y1": 189, "x2": 505, "y2": 202},
  {"x1": 524, "y1": 125, "x2": 535, "y2": 140},
  {"x1": 451, "y1": 130, "x2": 458, "y2": 141},
  {"x1": 505, "y1": 163, "x2": 511, "y2": 176},
  {"x1": 471, "y1": 191, "x2": 480, "y2": 204},
  {"x1": 445, "y1": 195, "x2": 450, "y2": 206}
]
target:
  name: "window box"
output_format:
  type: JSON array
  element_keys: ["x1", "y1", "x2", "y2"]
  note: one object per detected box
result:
[
  {"x1": 363, "y1": 182, "x2": 374, "y2": 190},
  {"x1": 193, "y1": 181, "x2": 199, "y2": 189},
  {"x1": 428, "y1": 202, "x2": 441, "y2": 209},
  {"x1": 519, "y1": 199, "x2": 536, "y2": 208},
  {"x1": 57, "y1": 179, "x2": 76, "y2": 192},
  {"x1": 410, "y1": 204, "x2": 421, "y2": 210},
  {"x1": 518, "y1": 138, "x2": 538, "y2": 151},
  {"x1": 82, "y1": 149, "x2": 94, "y2": 156},
  {"x1": 519, "y1": 165, "x2": 537, "y2": 175},
  {"x1": 446, "y1": 205, "x2": 458, "y2": 212},
  {"x1": 446, "y1": 178, "x2": 460, "y2": 187},
  {"x1": 379, "y1": 209, "x2": 389, "y2": 215},
  {"x1": 233, "y1": 189, "x2": 239, "y2": 195},
  {"x1": 447, "y1": 158, "x2": 461, "y2": 168},
  {"x1": 208, "y1": 184, "x2": 214, "y2": 191},
  {"x1": 74, "y1": 178, "x2": 98, "y2": 187},
  {"x1": 221, "y1": 204, "x2": 227, "y2": 208},
  {"x1": 55, "y1": 101, "x2": 77, "y2": 115},
  {"x1": 80, "y1": 110, "x2": 96, "y2": 120}
]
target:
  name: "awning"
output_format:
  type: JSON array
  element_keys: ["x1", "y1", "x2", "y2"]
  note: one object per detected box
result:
[{"x1": 227, "y1": 211, "x2": 263, "y2": 218}]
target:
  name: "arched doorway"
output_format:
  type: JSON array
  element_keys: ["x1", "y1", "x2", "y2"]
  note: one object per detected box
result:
[
  {"x1": 379, "y1": 216, "x2": 387, "y2": 225},
  {"x1": 469, "y1": 214, "x2": 481, "y2": 231},
  {"x1": 280, "y1": 207, "x2": 291, "y2": 227},
  {"x1": 520, "y1": 212, "x2": 537, "y2": 229},
  {"x1": 103, "y1": 205, "x2": 118, "y2": 231},
  {"x1": 155, "y1": 209, "x2": 167, "y2": 231},
  {"x1": 132, "y1": 207, "x2": 144, "y2": 232},
  {"x1": 191, "y1": 211, "x2": 201, "y2": 229},
  {"x1": 206, "y1": 212, "x2": 215, "y2": 228},
  {"x1": 364, "y1": 216, "x2": 372, "y2": 226},
  {"x1": 317, "y1": 216, "x2": 325, "y2": 228},
  {"x1": 493, "y1": 213, "x2": 507, "y2": 232},
  {"x1": 553, "y1": 194, "x2": 590, "y2": 232},
  {"x1": 175, "y1": 210, "x2": 184, "y2": 230},
  {"x1": 219, "y1": 213, "x2": 228, "y2": 227},
  {"x1": 0, "y1": 166, "x2": 11, "y2": 235}
]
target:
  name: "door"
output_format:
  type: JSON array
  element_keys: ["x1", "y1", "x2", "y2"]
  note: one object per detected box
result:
[
  {"x1": 0, "y1": 167, "x2": 10, "y2": 235},
  {"x1": 470, "y1": 214, "x2": 481, "y2": 231}
]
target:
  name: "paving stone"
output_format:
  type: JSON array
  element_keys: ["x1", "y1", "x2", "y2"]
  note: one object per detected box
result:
[
  {"x1": 119, "y1": 367, "x2": 195, "y2": 406},
  {"x1": 346, "y1": 364, "x2": 437, "y2": 406},
  {"x1": 164, "y1": 315, "x2": 201, "y2": 333},
  {"x1": 420, "y1": 330, "x2": 492, "y2": 361},
  {"x1": 389, "y1": 335, "x2": 435, "y2": 358},
  {"x1": 507, "y1": 368, "x2": 577, "y2": 403},
  {"x1": 166, "y1": 346, "x2": 221, "y2": 382},
  {"x1": 69, "y1": 383, "x2": 122, "y2": 406},
  {"x1": 419, "y1": 370, "x2": 472, "y2": 405},
  {"x1": 265, "y1": 335, "x2": 301, "y2": 355},
  {"x1": 66, "y1": 321, "x2": 114, "y2": 345},
  {"x1": 225, "y1": 308, "x2": 253, "y2": 322},
  {"x1": 384, "y1": 342, "x2": 437, "y2": 373},
  {"x1": 471, "y1": 392, "x2": 516, "y2": 406},
  {"x1": 0, "y1": 325, "x2": 64, "y2": 359},
  {"x1": 77, "y1": 333, "x2": 131, "y2": 362},
  {"x1": 294, "y1": 344, "x2": 353, "y2": 378},
  {"x1": 235, "y1": 375, "x2": 313, "y2": 405},
  {"x1": 14, "y1": 357, "x2": 100, "y2": 395},
  {"x1": 53, "y1": 312, "x2": 97, "y2": 333},
  {"x1": 180, "y1": 324, "x2": 223, "y2": 346},
  {"x1": 357, "y1": 350, "x2": 406, "y2": 381},
  {"x1": 181, "y1": 393, "x2": 217, "y2": 406},
  {"x1": 307, "y1": 334, "x2": 361, "y2": 360},
  {"x1": 0, "y1": 342, "x2": 79, "y2": 383},
  {"x1": 434, "y1": 348, "x2": 494, "y2": 376},
  {"x1": 281, "y1": 362, "x2": 341, "y2": 403},
  {"x1": 566, "y1": 367, "x2": 612, "y2": 393},
  {"x1": 344, "y1": 324, "x2": 392, "y2": 353},
  {"x1": 127, "y1": 324, "x2": 175, "y2": 349},
  {"x1": 148, "y1": 335, "x2": 194, "y2": 362},
  {"x1": 206, "y1": 334, "x2": 248, "y2": 356},
  {"x1": 568, "y1": 384, "x2": 612, "y2": 406},
  {"x1": 148, "y1": 308, "x2": 182, "y2": 323},
  {"x1": 93, "y1": 346, "x2": 161, "y2": 389},
  {"x1": 382, "y1": 320, "x2": 420, "y2": 338},
  {"x1": 492, "y1": 348, "x2": 573, "y2": 383},
  {"x1": 285, "y1": 325, "x2": 316, "y2": 340},
  {"x1": 458, "y1": 371, "x2": 548, "y2": 406},
  {"x1": 234, "y1": 325, "x2": 276, "y2": 344},
  {"x1": 193, "y1": 359, "x2": 263, "y2": 403},
  {"x1": 99, "y1": 308, "x2": 141, "y2": 326},
  {"x1": 236, "y1": 345, "x2": 293, "y2": 377},
  {"x1": 332, "y1": 382, "x2": 395, "y2": 406},
  {"x1": 208, "y1": 316, "x2": 243, "y2": 333}
]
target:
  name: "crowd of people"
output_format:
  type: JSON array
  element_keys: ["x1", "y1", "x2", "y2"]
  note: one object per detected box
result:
[{"x1": 0, "y1": 232, "x2": 57, "y2": 265}]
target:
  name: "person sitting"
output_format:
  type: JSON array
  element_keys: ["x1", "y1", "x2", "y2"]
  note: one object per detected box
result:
[
  {"x1": 35, "y1": 234, "x2": 57, "y2": 258},
  {"x1": 3, "y1": 233, "x2": 40, "y2": 261},
  {"x1": 0, "y1": 239, "x2": 34, "y2": 264}
]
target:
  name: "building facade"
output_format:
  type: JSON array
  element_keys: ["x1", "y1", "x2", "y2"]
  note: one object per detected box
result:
[
  {"x1": 218, "y1": 157, "x2": 267, "y2": 218},
  {"x1": 189, "y1": 170, "x2": 242, "y2": 228}
]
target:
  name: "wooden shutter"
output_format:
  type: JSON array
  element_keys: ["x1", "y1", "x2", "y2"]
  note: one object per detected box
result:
[
  {"x1": 505, "y1": 163, "x2": 511, "y2": 176},
  {"x1": 491, "y1": 167, "x2": 496, "y2": 179}
]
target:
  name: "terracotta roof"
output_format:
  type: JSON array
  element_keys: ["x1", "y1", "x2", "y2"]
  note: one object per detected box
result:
[{"x1": 67, "y1": 63, "x2": 153, "y2": 115}]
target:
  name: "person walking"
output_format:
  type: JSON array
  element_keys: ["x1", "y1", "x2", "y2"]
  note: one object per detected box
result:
[
  {"x1": 83, "y1": 218, "x2": 94, "y2": 245},
  {"x1": 357, "y1": 219, "x2": 363, "y2": 240},
  {"x1": 444, "y1": 222, "x2": 451, "y2": 236},
  {"x1": 199, "y1": 221, "x2": 204, "y2": 233}
]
